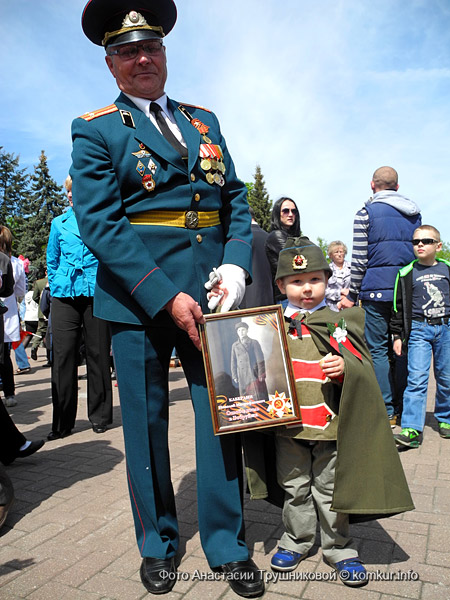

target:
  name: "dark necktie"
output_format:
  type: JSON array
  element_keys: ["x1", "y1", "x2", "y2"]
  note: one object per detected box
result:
[{"x1": 150, "y1": 102, "x2": 188, "y2": 159}]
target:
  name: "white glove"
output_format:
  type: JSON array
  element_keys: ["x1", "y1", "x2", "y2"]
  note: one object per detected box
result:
[{"x1": 204, "y1": 264, "x2": 246, "y2": 312}]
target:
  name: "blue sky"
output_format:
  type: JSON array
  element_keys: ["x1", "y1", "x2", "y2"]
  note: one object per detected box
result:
[{"x1": 1, "y1": 0, "x2": 450, "y2": 250}]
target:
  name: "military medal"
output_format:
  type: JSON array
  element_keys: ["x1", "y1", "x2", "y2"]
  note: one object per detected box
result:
[
  {"x1": 132, "y1": 144, "x2": 157, "y2": 192},
  {"x1": 199, "y1": 143, "x2": 227, "y2": 185},
  {"x1": 178, "y1": 105, "x2": 210, "y2": 135},
  {"x1": 142, "y1": 174, "x2": 155, "y2": 192},
  {"x1": 132, "y1": 150, "x2": 151, "y2": 158},
  {"x1": 136, "y1": 160, "x2": 146, "y2": 176},
  {"x1": 177, "y1": 105, "x2": 226, "y2": 186}
]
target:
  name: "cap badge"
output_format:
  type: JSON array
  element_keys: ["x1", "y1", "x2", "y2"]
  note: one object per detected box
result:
[
  {"x1": 123, "y1": 11, "x2": 148, "y2": 29},
  {"x1": 293, "y1": 255, "x2": 307, "y2": 270}
]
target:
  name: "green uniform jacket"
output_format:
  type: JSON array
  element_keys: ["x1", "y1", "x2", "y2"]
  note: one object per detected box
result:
[
  {"x1": 70, "y1": 94, "x2": 252, "y2": 326},
  {"x1": 243, "y1": 306, "x2": 414, "y2": 522}
]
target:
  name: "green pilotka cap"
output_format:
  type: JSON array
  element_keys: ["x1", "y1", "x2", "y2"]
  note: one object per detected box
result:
[{"x1": 275, "y1": 236, "x2": 332, "y2": 280}]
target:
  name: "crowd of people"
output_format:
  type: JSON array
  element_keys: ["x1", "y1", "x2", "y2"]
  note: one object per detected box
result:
[{"x1": 1, "y1": 1, "x2": 449, "y2": 598}]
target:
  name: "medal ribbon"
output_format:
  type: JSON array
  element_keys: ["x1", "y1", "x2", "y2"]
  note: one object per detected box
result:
[
  {"x1": 199, "y1": 144, "x2": 223, "y2": 159},
  {"x1": 177, "y1": 105, "x2": 210, "y2": 135}
]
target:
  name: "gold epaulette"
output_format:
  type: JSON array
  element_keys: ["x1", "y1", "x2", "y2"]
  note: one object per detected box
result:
[
  {"x1": 78, "y1": 104, "x2": 119, "y2": 121},
  {"x1": 180, "y1": 102, "x2": 211, "y2": 113}
]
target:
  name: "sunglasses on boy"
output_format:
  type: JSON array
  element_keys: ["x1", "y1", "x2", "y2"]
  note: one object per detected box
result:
[{"x1": 412, "y1": 238, "x2": 438, "y2": 246}]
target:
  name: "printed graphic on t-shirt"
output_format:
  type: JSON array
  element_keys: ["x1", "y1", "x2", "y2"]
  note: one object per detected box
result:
[{"x1": 412, "y1": 263, "x2": 450, "y2": 319}]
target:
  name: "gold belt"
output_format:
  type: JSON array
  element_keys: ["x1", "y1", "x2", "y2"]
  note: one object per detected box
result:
[{"x1": 129, "y1": 210, "x2": 220, "y2": 230}]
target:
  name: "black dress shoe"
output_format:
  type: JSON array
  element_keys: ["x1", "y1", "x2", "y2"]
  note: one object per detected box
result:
[
  {"x1": 0, "y1": 495, "x2": 14, "y2": 530},
  {"x1": 47, "y1": 430, "x2": 72, "y2": 441},
  {"x1": 140, "y1": 557, "x2": 177, "y2": 594},
  {"x1": 92, "y1": 424, "x2": 107, "y2": 434},
  {"x1": 217, "y1": 558, "x2": 265, "y2": 598},
  {"x1": 17, "y1": 440, "x2": 45, "y2": 459}
]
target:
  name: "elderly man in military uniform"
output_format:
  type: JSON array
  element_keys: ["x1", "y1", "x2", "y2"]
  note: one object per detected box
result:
[
  {"x1": 231, "y1": 322, "x2": 268, "y2": 401},
  {"x1": 71, "y1": 0, "x2": 263, "y2": 597}
]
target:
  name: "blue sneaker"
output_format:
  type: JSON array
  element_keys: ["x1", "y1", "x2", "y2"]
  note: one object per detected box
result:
[
  {"x1": 271, "y1": 547, "x2": 306, "y2": 571},
  {"x1": 333, "y1": 557, "x2": 367, "y2": 587}
]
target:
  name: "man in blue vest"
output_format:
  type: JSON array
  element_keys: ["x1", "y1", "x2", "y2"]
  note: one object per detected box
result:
[
  {"x1": 71, "y1": 1, "x2": 263, "y2": 597},
  {"x1": 339, "y1": 167, "x2": 421, "y2": 424}
]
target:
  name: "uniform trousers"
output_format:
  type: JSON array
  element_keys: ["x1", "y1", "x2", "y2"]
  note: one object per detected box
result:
[
  {"x1": 50, "y1": 296, "x2": 112, "y2": 434},
  {"x1": 31, "y1": 318, "x2": 48, "y2": 351},
  {"x1": 275, "y1": 436, "x2": 358, "y2": 563},
  {"x1": 110, "y1": 322, "x2": 248, "y2": 568},
  {"x1": 0, "y1": 400, "x2": 26, "y2": 465}
]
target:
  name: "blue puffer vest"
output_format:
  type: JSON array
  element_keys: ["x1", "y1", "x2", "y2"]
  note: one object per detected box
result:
[{"x1": 360, "y1": 203, "x2": 421, "y2": 302}]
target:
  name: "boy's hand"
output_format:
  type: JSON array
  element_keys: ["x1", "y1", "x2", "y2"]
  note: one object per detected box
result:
[
  {"x1": 320, "y1": 353, "x2": 345, "y2": 378},
  {"x1": 393, "y1": 338, "x2": 403, "y2": 356}
]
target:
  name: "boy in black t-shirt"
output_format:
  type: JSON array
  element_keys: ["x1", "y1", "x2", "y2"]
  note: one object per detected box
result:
[{"x1": 391, "y1": 225, "x2": 450, "y2": 447}]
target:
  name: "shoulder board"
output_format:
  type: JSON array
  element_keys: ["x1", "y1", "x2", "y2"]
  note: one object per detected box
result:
[
  {"x1": 179, "y1": 102, "x2": 211, "y2": 113},
  {"x1": 78, "y1": 104, "x2": 119, "y2": 121}
]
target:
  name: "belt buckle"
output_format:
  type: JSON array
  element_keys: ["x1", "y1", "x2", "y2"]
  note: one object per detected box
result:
[
  {"x1": 185, "y1": 210, "x2": 199, "y2": 229},
  {"x1": 428, "y1": 317, "x2": 441, "y2": 325}
]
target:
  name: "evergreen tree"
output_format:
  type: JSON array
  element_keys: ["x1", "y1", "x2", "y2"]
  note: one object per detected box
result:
[
  {"x1": 247, "y1": 165, "x2": 272, "y2": 231},
  {"x1": 16, "y1": 151, "x2": 68, "y2": 277},
  {"x1": 0, "y1": 147, "x2": 29, "y2": 229}
]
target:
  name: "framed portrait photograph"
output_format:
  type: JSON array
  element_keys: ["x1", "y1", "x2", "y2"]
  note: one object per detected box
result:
[{"x1": 200, "y1": 305, "x2": 301, "y2": 435}]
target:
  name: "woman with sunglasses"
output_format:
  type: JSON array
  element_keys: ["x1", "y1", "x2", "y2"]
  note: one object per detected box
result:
[{"x1": 265, "y1": 197, "x2": 301, "y2": 303}]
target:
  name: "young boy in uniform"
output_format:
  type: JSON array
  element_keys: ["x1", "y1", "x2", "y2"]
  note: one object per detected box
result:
[
  {"x1": 243, "y1": 237, "x2": 414, "y2": 587},
  {"x1": 391, "y1": 225, "x2": 450, "y2": 448}
]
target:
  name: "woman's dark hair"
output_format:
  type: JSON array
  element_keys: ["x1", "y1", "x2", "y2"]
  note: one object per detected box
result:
[
  {"x1": 0, "y1": 225, "x2": 13, "y2": 255},
  {"x1": 270, "y1": 197, "x2": 301, "y2": 235}
]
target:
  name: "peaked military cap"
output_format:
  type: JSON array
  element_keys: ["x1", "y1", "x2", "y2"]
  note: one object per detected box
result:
[
  {"x1": 235, "y1": 321, "x2": 249, "y2": 331},
  {"x1": 82, "y1": 0, "x2": 177, "y2": 47},
  {"x1": 275, "y1": 236, "x2": 332, "y2": 280}
]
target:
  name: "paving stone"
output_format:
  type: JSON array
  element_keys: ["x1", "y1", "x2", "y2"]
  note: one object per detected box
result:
[
  {"x1": 1, "y1": 363, "x2": 449, "y2": 600},
  {"x1": 420, "y1": 582, "x2": 450, "y2": 599},
  {"x1": 80, "y1": 572, "x2": 149, "y2": 599}
]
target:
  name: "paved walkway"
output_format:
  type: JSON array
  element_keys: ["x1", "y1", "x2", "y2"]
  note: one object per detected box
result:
[{"x1": 1, "y1": 354, "x2": 449, "y2": 599}]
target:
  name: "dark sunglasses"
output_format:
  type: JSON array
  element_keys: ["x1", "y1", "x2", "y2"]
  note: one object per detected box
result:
[
  {"x1": 281, "y1": 208, "x2": 298, "y2": 215},
  {"x1": 412, "y1": 238, "x2": 438, "y2": 246}
]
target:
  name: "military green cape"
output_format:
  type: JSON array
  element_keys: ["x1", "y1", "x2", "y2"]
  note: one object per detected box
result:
[{"x1": 243, "y1": 306, "x2": 414, "y2": 522}]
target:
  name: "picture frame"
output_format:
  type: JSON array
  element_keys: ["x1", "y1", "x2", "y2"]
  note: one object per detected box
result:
[{"x1": 200, "y1": 305, "x2": 301, "y2": 435}]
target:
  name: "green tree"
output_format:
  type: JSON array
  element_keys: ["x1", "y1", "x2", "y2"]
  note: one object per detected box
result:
[
  {"x1": 0, "y1": 147, "x2": 30, "y2": 229},
  {"x1": 437, "y1": 240, "x2": 450, "y2": 262},
  {"x1": 15, "y1": 151, "x2": 68, "y2": 277},
  {"x1": 247, "y1": 165, "x2": 272, "y2": 231},
  {"x1": 316, "y1": 237, "x2": 329, "y2": 261}
]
